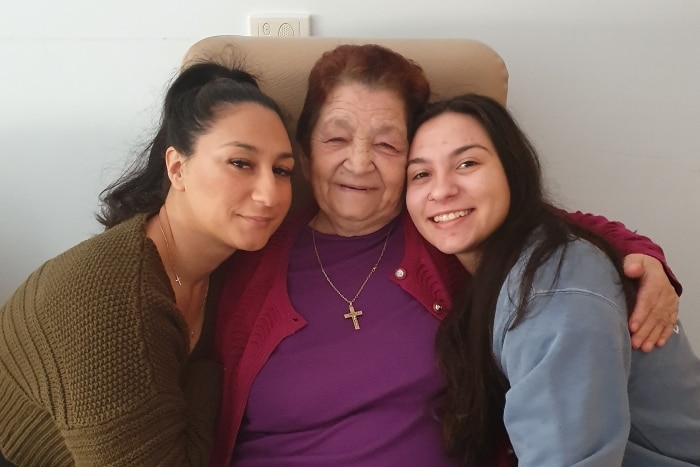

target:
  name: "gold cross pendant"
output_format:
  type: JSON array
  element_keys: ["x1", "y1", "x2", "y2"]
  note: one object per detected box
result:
[{"x1": 344, "y1": 303, "x2": 363, "y2": 330}]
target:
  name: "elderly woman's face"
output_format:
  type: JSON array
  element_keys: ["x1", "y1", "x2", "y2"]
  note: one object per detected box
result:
[{"x1": 308, "y1": 82, "x2": 409, "y2": 235}]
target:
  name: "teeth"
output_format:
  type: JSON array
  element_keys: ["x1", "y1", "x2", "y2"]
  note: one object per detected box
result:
[{"x1": 433, "y1": 210, "x2": 469, "y2": 223}]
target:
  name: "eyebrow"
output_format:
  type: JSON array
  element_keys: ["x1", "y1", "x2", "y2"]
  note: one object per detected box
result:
[
  {"x1": 322, "y1": 117, "x2": 353, "y2": 131},
  {"x1": 321, "y1": 117, "x2": 406, "y2": 137},
  {"x1": 221, "y1": 141, "x2": 294, "y2": 161},
  {"x1": 221, "y1": 141, "x2": 257, "y2": 151},
  {"x1": 277, "y1": 152, "x2": 295, "y2": 161},
  {"x1": 408, "y1": 143, "x2": 485, "y2": 166}
]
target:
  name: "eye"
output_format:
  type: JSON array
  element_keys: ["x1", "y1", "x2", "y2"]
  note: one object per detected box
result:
[
  {"x1": 229, "y1": 159, "x2": 252, "y2": 169},
  {"x1": 324, "y1": 136, "x2": 347, "y2": 144},
  {"x1": 458, "y1": 160, "x2": 477, "y2": 169},
  {"x1": 273, "y1": 166, "x2": 294, "y2": 177},
  {"x1": 376, "y1": 142, "x2": 396, "y2": 150},
  {"x1": 410, "y1": 171, "x2": 429, "y2": 181}
]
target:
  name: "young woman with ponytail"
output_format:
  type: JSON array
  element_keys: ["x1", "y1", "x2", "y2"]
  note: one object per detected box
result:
[{"x1": 0, "y1": 62, "x2": 295, "y2": 466}]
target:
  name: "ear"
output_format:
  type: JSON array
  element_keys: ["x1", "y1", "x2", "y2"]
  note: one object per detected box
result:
[{"x1": 165, "y1": 146, "x2": 186, "y2": 191}]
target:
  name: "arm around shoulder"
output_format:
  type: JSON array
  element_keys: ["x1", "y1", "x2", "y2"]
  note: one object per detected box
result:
[{"x1": 553, "y1": 207, "x2": 681, "y2": 294}]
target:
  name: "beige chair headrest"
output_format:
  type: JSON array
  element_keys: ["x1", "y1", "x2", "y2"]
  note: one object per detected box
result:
[
  {"x1": 181, "y1": 35, "x2": 509, "y2": 213},
  {"x1": 182, "y1": 35, "x2": 509, "y2": 136}
]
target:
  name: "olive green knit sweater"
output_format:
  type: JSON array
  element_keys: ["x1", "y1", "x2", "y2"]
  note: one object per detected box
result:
[{"x1": 0, "y1": 214, "x2": 221, "y2": 466}]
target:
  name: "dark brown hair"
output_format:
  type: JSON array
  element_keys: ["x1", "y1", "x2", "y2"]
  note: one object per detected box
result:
[
  {"x1": 411, "y1": 94, "x2": 636, "y2": 465},
  {"x1": 97, "y1": 62, "x2": 285, "y2": 228},
  {"x1": 296, "y1": 43, "x2": 430, "y2": 158}
]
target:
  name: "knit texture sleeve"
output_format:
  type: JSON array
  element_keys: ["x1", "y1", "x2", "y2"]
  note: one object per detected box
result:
[
  {"x1": 61, "y1": 221, "x2": 221, "y2": 466},
  {"x1": 0, "y1": 215, "x2": 221, "y2": 466}
]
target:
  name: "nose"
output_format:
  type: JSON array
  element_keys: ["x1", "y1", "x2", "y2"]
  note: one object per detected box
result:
[
  {"x1": 343, "y1": 139, "x2": 374, "y2": 175},
  {"x1": 251, "y1": 171, "x2": 280, "y2": 207},
  {"x1": 427, "y1": 172, "x2": 459, "y2": 202}
]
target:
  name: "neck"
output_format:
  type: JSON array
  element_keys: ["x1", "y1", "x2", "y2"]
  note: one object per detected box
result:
[
  {"x1": 150, "y1": 201, "x2": 234, "y2": 287},
  {"x1": 456, "y1": 251, "x2": 480, "y2": 276}
]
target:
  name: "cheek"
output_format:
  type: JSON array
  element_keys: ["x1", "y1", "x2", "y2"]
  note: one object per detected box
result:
[
  {"x1": 310, "y1": 155, "x2": 334, "y2": 180},
  {"x1": 502, "y1": 194, "x2": 512, "y2": 220},
  {"x1": 381, "y1": 160, "x2": 408, "y2": 193},
  {"x1": 307, "y1": 162, "x2": 324, "y2": 187},
  {"x1": 280, "y1": 184, "x2": 293, "y2": 209},
  {"x1": 313, "y1": 142, "x2": 349, "y2": 161},
  {"x1": 191, "y1": 171, "x2": 222, "y2": 199},
  {"x1": 494, "y1": 175, "x2": 511, "y2": 218},
  {"x1": 405, "y1": 189, "x2": 425, "y2": 224}
]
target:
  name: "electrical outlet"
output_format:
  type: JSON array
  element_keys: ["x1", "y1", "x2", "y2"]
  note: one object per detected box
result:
[{"x1": 249, "y1": 14, "x2": 310, "y2": 37}]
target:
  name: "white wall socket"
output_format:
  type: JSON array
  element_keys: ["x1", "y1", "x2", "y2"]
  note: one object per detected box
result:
[{"x1": 249, "y1": 14, "x2": 310, "y2": 37}]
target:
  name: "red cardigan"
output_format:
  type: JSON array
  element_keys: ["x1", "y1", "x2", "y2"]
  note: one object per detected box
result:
[{"x1": 209, "y1": 206, "x2": 679, "y2": 466}]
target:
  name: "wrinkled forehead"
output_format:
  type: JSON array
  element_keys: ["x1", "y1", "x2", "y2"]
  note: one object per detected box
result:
[{"x1": 317, "y1": 82, "x2": 409, "y2": 129}]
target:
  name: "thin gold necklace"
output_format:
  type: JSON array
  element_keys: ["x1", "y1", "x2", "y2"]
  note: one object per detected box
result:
[
  {"x1": 156, "y1": 210, "x2": 208, "y2": 342},
  {"x1": 311, "y1": 221, "x2": 393, "y2": 331},
  {"x1": 157, "y1": 212, "x2": 182, "y2": 287}
]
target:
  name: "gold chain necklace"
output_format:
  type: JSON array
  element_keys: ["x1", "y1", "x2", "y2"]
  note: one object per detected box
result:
[
  {"x1": 157, "y1": 212, "x2": 182, "y2": 287},
  {"x1": 311, "y1": 222, "x2": 393, "y2": 331},
  {"x1": 157, "y1": 210, "x2": 208, "y2": 342}
]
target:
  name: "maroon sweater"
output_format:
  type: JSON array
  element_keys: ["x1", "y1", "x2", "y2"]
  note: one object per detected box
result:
[{"x1": 210, "y1": 206, "x2": 678, "y2": 466}]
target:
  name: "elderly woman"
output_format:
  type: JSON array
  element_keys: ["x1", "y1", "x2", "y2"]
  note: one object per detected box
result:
[{"x1": 211, "y1": 44, "x2": 681, "y2": 466}]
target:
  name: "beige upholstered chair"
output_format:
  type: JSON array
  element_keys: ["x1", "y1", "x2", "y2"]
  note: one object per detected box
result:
[{"x1": 181, "y1": 35, "x2": 509, "y2": 212}]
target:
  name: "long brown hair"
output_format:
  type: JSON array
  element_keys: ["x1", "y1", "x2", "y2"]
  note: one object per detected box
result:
[
  {"x1": 411, "y1": 94, "x2": 635, "y2": 465},
  {"x1": 97, "y1": 62, "x2": 285, "y2": 228}
]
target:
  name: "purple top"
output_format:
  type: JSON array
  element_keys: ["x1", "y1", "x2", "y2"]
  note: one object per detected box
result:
[{"x1": 232, "y1": 220, "x2": 459, "y2": 466}]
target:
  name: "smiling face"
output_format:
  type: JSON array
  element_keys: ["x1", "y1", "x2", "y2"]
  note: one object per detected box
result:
[
  {"x1": 406, "y1": 112, "x2": 511, "y2": 273},
  {"x1": 172, "y1": 102, "x2": 294, "y2": 252},
  {"x1": 306, "y1": 82, "x2": 409, "y2": 236}
]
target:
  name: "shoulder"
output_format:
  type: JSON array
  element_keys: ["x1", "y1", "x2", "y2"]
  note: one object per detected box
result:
[
  {"x1": 1, "y1": 214, "x2": 179, "y2": 426},
  {"x1": 69, "y1": 216, "x2": 169, "y2": 307},
  {"x1": 51, "y1": 214, "x2": 153, "y2": 281},
  {"x1": 493, "y1": 237, "x2": 628, "y2": 357},
  {"x1": 508, "y1": 237, "x2": 623, "y2": 305},
  {"x1": 17, "y1": 213, "x2": 171, "y2": 332}
]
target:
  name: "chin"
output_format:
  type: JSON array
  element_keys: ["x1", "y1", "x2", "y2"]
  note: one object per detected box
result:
[
  {"x1": 338, "y1": 207, "x2": 373, "y2": 220},
  {"x1": 236, "y1": 238, "x2": 269, "y2": 252},
  {"x1": 436, "y1": 244, "x2": 463, "y2": 256},
  {"x1": 248, "y1": 242, "x2": 269, "y2": 252},
  {"x1": 429, "y1": 235, "x2": 472, "y2": 257}
]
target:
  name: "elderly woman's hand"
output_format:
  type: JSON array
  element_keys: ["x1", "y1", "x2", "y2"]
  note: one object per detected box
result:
[{"x1": 624, "y1": 253, "x2": 679, "y2": 352}]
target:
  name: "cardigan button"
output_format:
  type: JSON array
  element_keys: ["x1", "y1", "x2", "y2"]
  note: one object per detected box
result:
[
  {"x1": 433, "y1": 303, "x2": 443, "y2": 312},
  {"x1": 394, "y1": 268, "x2": 406, "y2": 279}
]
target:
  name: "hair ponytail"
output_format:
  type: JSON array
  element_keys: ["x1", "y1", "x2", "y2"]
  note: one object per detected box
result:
[{"x1": 97, "y1": 62, "x2": 285, "y2": 228}]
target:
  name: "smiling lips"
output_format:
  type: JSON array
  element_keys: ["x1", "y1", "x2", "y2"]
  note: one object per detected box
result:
[
  {"x1": 432, "y1": 209, "x2": 473, "y2": 223},
  {"x1": 240, "y1": 215, "x2": 275, "y2": 226},
  {"x1": 339, "y1": 182, "x2": 372, "y2": 191}
]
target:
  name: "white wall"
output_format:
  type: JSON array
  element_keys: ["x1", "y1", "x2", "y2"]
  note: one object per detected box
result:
[{"x1": 1, "y1": 0, "x2": 698, "y2": 350}]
